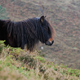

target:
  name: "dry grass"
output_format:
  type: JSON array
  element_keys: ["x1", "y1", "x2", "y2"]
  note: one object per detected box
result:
[
  {"x1": 0, "y1": 0, "x2": 80, "y2": 79},
  {"x1": 0, "y1": 0, "x2": 80, "y2": 69},
  {"x1": 0, "y1": 42, "x2": 80, "y2": 80},
  {"x1": 0, "y1": 67, "x2": 27, "y2": 80}
]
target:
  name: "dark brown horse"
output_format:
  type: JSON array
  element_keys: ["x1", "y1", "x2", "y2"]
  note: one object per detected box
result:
[{"x1": 0, "y1": 16, "x2": 55, "y2": 51}]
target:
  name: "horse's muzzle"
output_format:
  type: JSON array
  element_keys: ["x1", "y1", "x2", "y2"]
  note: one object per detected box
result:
[{"x1": 45, "y1": 40, "x2": 54, "y2": 46}]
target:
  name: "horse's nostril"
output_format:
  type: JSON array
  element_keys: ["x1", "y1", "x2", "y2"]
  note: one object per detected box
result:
[
  {"x1": 49, "y1": 40, "x2": 54, "y2": 44},
  {"x1": 45, "y1": 40, "x2": 54, "y2": 46}
]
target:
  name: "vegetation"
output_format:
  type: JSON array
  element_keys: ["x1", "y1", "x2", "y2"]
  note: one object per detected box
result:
[
  {"x1": 0, "y1": 0, "x2": 80, "y2": 79},
  {"x1": 0, "y1": 0, "x2": 80, "y2": 69},
  {"x1": 0, "y1": 41, "x2": 80, "y2": 80}
]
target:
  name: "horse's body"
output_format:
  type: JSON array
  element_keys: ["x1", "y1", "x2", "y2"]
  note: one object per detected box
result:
[{"x1": 0, "y1": 16, "x2": 55, "y2": 51}]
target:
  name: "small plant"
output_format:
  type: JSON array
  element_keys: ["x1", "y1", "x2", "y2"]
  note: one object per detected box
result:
[
  {"x1": 67, "y1": 68, "x2": 80, "y2": 77},
  {"x1": 0, "y1": 41, "x2": 5, "y2": 54},
  {"x1": 34, "y1": 56, "x2": 45, "y2": 63}
]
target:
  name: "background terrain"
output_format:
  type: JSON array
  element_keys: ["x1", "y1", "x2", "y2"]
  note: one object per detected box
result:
[{"x1": 0, "y1": 0, "x2": 80, "y2": 69}]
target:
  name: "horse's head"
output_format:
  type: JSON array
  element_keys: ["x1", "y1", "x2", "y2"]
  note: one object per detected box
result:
[{"x1": 38, "y1": 16, "x2": 55, "y2": 46}]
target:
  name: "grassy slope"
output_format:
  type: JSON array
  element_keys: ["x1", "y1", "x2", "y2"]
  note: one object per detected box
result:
[
  {"x1": 0, "y1": 41, "x2": 80, "y2": 80},
  {"x1": 0, "y1": 0, "x2": 80, "y2": 69},
  {"x1": 0, "y1": 1, "x2": 80, "y2": 79},
  {"x1": 0, "y1": 5, "x2": 80, "y2": 79}
]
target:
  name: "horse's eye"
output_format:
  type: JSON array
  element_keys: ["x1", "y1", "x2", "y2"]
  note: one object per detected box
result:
[{"x1": 44, "y1": 26, "x2": 51, "y2": 34}]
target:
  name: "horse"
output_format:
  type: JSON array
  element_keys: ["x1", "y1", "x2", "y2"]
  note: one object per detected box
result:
[{"x1": 0, "y1": 16, "x2": 55, "y2": 51}]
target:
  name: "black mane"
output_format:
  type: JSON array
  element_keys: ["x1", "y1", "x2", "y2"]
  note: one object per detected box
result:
[{"x1": 0, "y1": 16, "x2": 55, "y2": 51}]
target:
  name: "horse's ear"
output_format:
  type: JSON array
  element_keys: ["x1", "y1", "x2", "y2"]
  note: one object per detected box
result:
[{"x1": 40, "y1": 16, "x2": 46, "y2": 23}]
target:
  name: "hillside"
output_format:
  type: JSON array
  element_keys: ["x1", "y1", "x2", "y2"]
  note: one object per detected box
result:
[
  {"x1": 0, "y1": 0, "x2": 80, "y2": 70},
  {"x1": 0, "y1": 41, "x2": 80, "y2": 80}
]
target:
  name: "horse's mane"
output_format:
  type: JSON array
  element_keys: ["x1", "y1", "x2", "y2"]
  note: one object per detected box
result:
[{"x1": 4, "y1": 18, "x2": 43, "y2": 51}]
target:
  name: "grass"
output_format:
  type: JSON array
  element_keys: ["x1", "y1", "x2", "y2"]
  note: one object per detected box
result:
[
  {"x1": 0, "y1": 0, "x2": 80, "y2": 69},
  {"x1": 0, "y1": 41, "x2": 80, "y2": 80},
  {"x1": 0, "y1": 1, "x2": 80, "y2": 79}
]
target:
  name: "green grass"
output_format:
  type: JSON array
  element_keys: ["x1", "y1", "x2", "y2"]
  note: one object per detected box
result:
[{"x1": 0, "y1": 41, "x2": 80, "y2": 80}]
